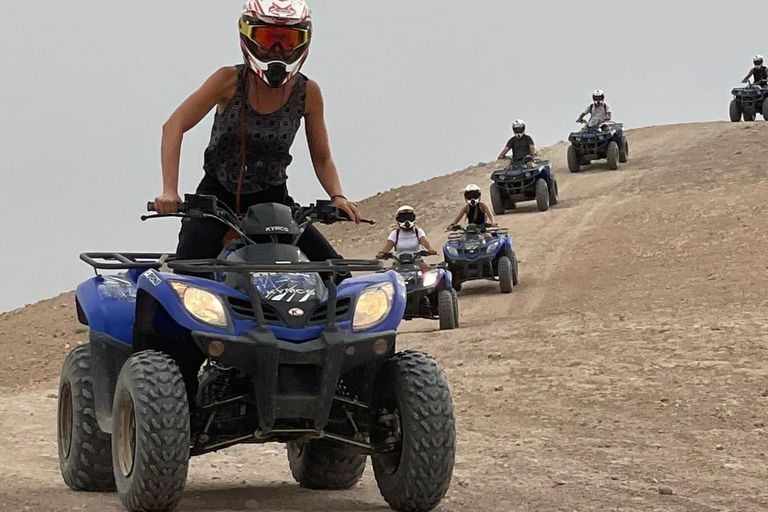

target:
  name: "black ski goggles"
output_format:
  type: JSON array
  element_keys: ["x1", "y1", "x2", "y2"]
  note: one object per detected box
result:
[
  {"x1": 396, "y1": 212, "x2": 416, "y2": 224},
  {"x1": 464, "y1": 190, "x2": 481, "y2": 201}
]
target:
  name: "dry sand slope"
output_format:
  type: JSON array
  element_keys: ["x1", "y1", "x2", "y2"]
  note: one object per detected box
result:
[{"x1": 2, "y1": 121, "x2": 768, "y2": 511}]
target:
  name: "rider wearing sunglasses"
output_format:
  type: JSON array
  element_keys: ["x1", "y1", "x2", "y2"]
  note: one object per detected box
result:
[{"x1": 153, "y1": 0, "x2": 359, "y2": 267}]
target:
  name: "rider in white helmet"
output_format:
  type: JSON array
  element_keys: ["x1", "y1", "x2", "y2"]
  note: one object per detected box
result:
[
  {"x1": 576, "y1": 90, "x2": 612, "y2": 128},
  {"x1": 447, "y1": 185, "x2": 496, "y2": 231},
  {"x1": 376, "y1": 206, "x2": 436, "y2": 269},
  {"x1": 743, "y1": 55, "x2": 768, "y2": 86},
  {"x1": 497, "y1": 119, "x2": 537, "y2": 167},
  {"x1": 154, "y1": 0, "x2": 360, "y2": 272}
]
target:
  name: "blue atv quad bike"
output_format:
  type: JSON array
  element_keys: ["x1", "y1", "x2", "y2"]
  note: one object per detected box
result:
[
  {"x1": 567, "y1": 122, "x2": 629, "y2": 173},
  {"x1": 56, "y1": 194, "x2": 456, "y2": 512},
  {"x1": 380, "y1": 250, "x2": 458, "y2": 330},
  {"x1": 443, "y1": 224, "x2": 519, "y2": 294},
  {"x1": 730, "y1": 84, "x2": 768, "y2": 122},
  {"x1": 490, "y1": 158, "x2": 558, "y2": 214}
]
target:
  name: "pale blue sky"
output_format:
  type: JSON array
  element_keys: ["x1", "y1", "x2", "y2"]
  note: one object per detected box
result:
[{"x1": 1, "y1": 0, "x2": 765, "y2": 311}]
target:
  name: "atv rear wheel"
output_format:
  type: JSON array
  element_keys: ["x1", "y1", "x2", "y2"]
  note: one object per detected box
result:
[
  {"x1": 606, "y1": 141, "x2": 620, "y2": 170},
  {"x1": 729, "y1": 99, "x2": 742, "y2": 122},
  {"x1": 57, "y1": 345, "x2": 116, "y2": 492},
  {"x1": 535, "y1": 179, "x2": 550, "y2": 212},
  {"x1": 112, "y1": 351, "x2": 190, "y2": 512},
  {"x1": 490, "y1": 183, "x2": 505, "y2": 215},
  {"x1": 497, "y1": 256, "x2": 514, "y2": 293},
  {"x1": 619, "y1": 138, "x2": 629, "y2": 163},
  {"x1": 287, "y1": 439, "x2": 366, "y2": 490},
  {"x1": 567, "y1": 145, "x2": 581, "y2": 173},
  {"x1": 371, "y1": 351, "x2": 456, "y2": 512},
  {"x1": 438, "y1": 290, "x2": 456, "y2": 330},
  {"x1": 548, "y1": 178, "x2": 559, "y2": 206},
  {"x1": 510, "y1": 250, "x2": 519, "y2": 286},
  {"x1": 449, "y1": 288, "x2": 460, "y2": 328},
  {"x1": 744, "y1": 110, "x2": 756, "y2": 122}
]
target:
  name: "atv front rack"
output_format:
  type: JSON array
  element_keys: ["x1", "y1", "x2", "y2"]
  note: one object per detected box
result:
[
  {"x1": 80, "y1": 252, "x2": 174, "y2": 271},
  {"x1": 447, "y1": 227, "x2": 509, "y2": 241}
]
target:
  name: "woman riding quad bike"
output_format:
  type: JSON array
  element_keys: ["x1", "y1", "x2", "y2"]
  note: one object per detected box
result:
[
  {"x1": 447, "y1": 185, "x2": 497, "y2": 236},
  {"x1": 376, "y1": 206, "x2": 437, "y2": 271},
  {"x1": 154, "y1": 0, "x2": 358, "y2": 273}
]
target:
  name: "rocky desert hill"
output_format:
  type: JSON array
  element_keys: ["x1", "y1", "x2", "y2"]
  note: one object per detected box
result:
[{"x1": 2, "y1": 121, "x2": 768, "y2": 511}]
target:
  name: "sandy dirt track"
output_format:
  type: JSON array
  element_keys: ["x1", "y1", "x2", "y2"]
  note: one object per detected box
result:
[{"x1": 1, "y1": 122, "x2": 768, "y2": 511}]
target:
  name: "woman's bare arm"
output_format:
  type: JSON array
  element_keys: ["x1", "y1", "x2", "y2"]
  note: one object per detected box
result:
[
  {"x1": 155, "y1": 67, "x2": 237, "y2": 213},
  {"x1": 305, "y1": 79, "x2": 360, "y2": 222}
]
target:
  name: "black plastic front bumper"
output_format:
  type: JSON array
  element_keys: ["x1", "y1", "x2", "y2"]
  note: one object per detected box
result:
[{"x1": 191, "y1": 327, "x2": 395, "y2": 433}]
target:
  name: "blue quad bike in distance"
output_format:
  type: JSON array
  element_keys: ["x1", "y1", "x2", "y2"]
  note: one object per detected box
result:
[
  {"x1": 730, "y1": 83, "x2": 768, "y2": 122},
  {"x1": 490, "y1": 158, "x2": 559, "y2": 214},
  {"x1": 57, "y1": 194, "x2": 456, "y2": 512},
  {"x1": 567, "y1": 121, "x2": 629, "y2": 173},
  {"x1": 443, "y1": 224, "x2": 519, "y2": 294},
  {"x1": 380, "y1": 250, "x2": 459, "y2": 330}
]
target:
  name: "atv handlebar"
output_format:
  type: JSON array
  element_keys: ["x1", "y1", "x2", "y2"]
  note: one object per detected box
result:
[
  {"x1": 379, "y1": 250, "x2": 433, "y2": 263},
  {"x1": 146, "y1": 201, "x2": 187, "y2": 213}
]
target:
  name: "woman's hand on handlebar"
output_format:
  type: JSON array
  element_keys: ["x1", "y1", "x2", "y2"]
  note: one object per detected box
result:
[
  {"x1": 332, "y1": 195, "x2": 360, "y2": 224},
  {"x1": 154, "y1": 191, "x2": 182, "y2": 214},
  {"x1": 376, "y1": 251, "x2": 389, "y2": 260},
  {"x1": 427, "y1": 248, "x2": 438, "y2": 256}
]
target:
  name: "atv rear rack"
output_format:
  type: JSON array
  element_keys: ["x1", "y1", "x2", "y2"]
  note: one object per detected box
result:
[{"x1": 80, "y1": 252, "x2": 174, "y2": 271}]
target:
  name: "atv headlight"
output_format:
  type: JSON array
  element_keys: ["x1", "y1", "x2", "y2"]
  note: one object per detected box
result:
[
  {"x1": 486, "y1": 240, "x2": 500, "y2": 253},
  {"x1": 446, "y1": 246, "x2": 459, "y2": 257},
  {"x1": 170, "y1": 282, "x2": 229, "y2": 328},
  {"x1": 422, "y1": 270, "x2": 439, "y2": 289},
  {"x1": 353, "y1": 283, "x2": 394, "y2": 331}
]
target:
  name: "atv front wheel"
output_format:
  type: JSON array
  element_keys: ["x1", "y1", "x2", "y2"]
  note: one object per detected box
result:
[
  {"x1": 567, "y1": 145, "x2": 581, "y2": 173},
  {"x1": 489, "y1": 183, "x2": 505, "y2": 215},
  {"x1": 371, "y1": 351, "x2": 456, "y2": 512},
  {"x1": 112, "y1": 351, "x2": 190, "y2": 512},
  {"x1": 744, "y1": 109, "x2": 756, "y2": 122},
  {"x1": 510, "y1": 250, "x2": 520, "y2": 286},
  {"x1": 535, "y1": 179, "x2": 550, "y2": 212},
  {"x1": 287, "y1": 439, "x2": 366, "y2": 489},
  {"x1": 449, "y1": 288, "x2": 460, "y2": 328},
  {"x1": 729, "y1": 99, "x2": 742, "y2": 122},
  {"x1": 497, "y1": 256, "x2": 514, "y2": 293},
  {"x1": 606, "y1": 141, "x2": 620, "y2": 170},
  {"x1": 548, "y1": 178, "x2": 559, "y2": 206},
  {"x1": 619, "y1": 138, "x2": 629, "y2": 163},
  {"x1": 762, "y1": 98, "x2": 768, "y2": 119},
  {"x1": 57, "y1": 345, "x2": 116, "y2": 492},
  {"x1": 438, "y1": 290, "x2": 456, "y2": 330}
]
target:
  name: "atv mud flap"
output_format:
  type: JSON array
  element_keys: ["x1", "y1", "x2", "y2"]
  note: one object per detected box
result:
[{"x1": 191, "y1": 328, "x2": 395, "y2": 432}]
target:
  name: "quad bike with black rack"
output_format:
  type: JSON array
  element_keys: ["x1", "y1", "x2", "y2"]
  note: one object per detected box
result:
[
  {"x1": 490, "y1": 157, "x2": 558, "y2": 214},
  {"x1": 57, "y1": 194, "x2": 456, "y2": 512},
  {"x1": 730, "y1": 82, "x2": 768, "y2": 122},
  {"x1": 379, "y1": 250, "x2": 458, "y2": 330},
  {"x1": 567, "y1": 121, "x2": 629, "y2": 173},
  {"x1": 443, "y1": 223, "x2": 518, "y2": 294}
]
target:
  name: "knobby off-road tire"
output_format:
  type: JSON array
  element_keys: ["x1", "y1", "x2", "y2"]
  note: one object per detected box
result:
[
  {"x1": 510, "y1": 250, "x2": 520, "y2": 286},
  {"x1": 729, "y1": 99, "x2": 742, "y2": 122},
  {"x1": 548, "y1": 178, "x2": 559, "y2": 206},
  {"x1": 743, "y1": 109, "x2": 756, "y2": 122},
  {"x1": 762, "y1": 98, "x2": 768, "y2": 119},
  {"x1": 57, "y1": 345, "x2": 116, "y2": 492},
  {"x1": 567, "y1": 145, "x2": 581, "y2": 173},
  {"x1": 497, "y1": 256, "x2": 514, "y2": 293},
  {"x1": 112, "y1": 350, "x2": 190, "y2": 512},
  {"x1": 371, "y1": 351, "x2": 456, "y2": 512},
  {"x1": 619, "y1": 138, "x2": 629, "y2": 163},
  {"x1": 449, "y1": 288, "x2": 460, "y2": 328},
  {"x1": 489, "y1": 183, "x2": 505, "y2": 215},
  {"x1": 535, "y1": 179, "x2": 550, "y2": 212},
  {"x1": 437, "y1": 290, "x2": 456, "y2": 330},
  {"x1": 606, "y1": 141, "x2": 620, "y2": 170},
  {"x1": 287, "y1": 439, "x2": 366, "y2": 490}
]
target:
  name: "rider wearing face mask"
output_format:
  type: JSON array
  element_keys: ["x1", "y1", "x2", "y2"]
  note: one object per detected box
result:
[
  {"x1": 576, "y1": 90, "x2": 612, "y2": 128},
  {"x1": 497, "y1": 119, "x2": 537, "y2": 165}
]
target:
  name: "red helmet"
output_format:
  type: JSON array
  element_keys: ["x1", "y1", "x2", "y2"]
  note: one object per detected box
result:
[{"x1": 239, "y1": 1, "x2": 312, "y2": 88}]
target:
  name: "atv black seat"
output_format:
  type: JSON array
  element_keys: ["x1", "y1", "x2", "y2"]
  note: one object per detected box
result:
[{"x1": 80, "y1": 252, "x2": 174, "y2": 270}]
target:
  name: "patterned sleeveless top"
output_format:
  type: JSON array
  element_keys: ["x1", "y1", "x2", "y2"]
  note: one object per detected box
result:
[{"x1": 203, "y1": 65, "x2": 307, "y2": 194}]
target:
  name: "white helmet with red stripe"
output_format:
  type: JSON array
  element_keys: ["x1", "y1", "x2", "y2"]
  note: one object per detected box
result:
[{"x1": 240, "y1": 1, "x2": 313, "y2": 88}]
